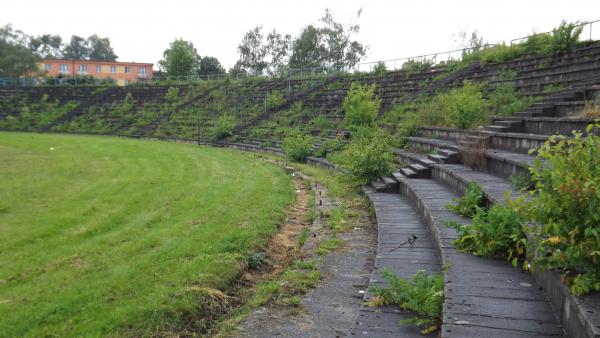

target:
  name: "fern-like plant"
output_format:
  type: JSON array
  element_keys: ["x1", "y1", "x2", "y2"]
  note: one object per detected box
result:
[
  {"x1": 445, "y1": 182, "x2": 485, "y2": 217},
  {"x1": 369, "y1": 269, "x2": 444, "y2": 335}
]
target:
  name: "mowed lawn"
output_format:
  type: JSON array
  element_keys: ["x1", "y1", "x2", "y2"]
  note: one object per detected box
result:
[{"x1": 0, "y1": 132, "x2": 294, "y2": 337}]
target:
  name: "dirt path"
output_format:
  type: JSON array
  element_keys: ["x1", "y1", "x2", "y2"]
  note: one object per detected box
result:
[{"x1": 235, "y1": 180, "x2": 377, "y2": 337}]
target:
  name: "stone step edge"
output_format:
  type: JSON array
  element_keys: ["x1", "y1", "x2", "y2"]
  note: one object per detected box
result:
[{"x1": 397, "y1": 165, "x2": 600, "y2": 338}]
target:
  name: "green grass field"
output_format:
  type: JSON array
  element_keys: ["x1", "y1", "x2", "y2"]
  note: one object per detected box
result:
[{"x1": 0, "y1": 132, "x2": 294, "y2": 337}]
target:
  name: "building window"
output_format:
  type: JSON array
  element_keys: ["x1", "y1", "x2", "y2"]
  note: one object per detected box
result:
[
  {"x1": 78, "y1": 64, "x2": 88, "y2": 74},
  {"x1": 138, "y1": 67, "x2": 147, "y2": 74},
  {"x1": 124, "y1": 66, "x2": 131, "y2": 74},
  {"x1": 45, "y1": 63, "x2": 52, "y2": 71},
  {"x1": 110, "y1": 66, "x2": 116, "y2": 73},
  {"x1": 96, "y1": 65, "x2": 102, "y2": 73},
  {"x1": 59, "y1": 64, "x2": 69, "y2": 73}
]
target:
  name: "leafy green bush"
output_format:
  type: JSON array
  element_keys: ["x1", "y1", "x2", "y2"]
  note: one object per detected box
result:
[
  {"x1": 343, "y1": 82, "x2": 380, "y2": 131},
  {"x1": 381, "y1": 102, "x2": 420, "y2": 148},
  {"x1": 369, "y1": 269, "x2": 444, "y2": 334},
  {"x1": 373, "y1": 62, "x2": 387, "y2": 75},
  {"x1": 524, "y1": 123, "x2": 600, "y2": 295},
  {"x1": 122, "y1": 93, "x2": 134, "y2": 115},
  {"x1": 549, "y1": 20, "x2": 583, "y2": 54},
  {"x1": 246, "y1": 251, "x2": 267, "y2": 270},
  {"x1": 446, "y1": 182, "x2": 485, "y2": 217},
  {"x1": 266, "y1": 90, "x2": 286, "y2": 109},
  {"x1": 487, "y1": 83, "x2": 536, "y2": 116},
  {"x1": 163, "y1": 87, "x2": 180, "y2": 108},
  {"x1": 341, "y1": 131, "x2": 394, "y2": 185},
  {"x1": 401, "y1": 58, "x2": 434, "y2": 72},
  {"x1": 211, "y1": 112, "x2": 237, "y2": 140},
  {"x1": 313, "y1": 137, "x2": 345, "y2": 158},
  {"x1": 282, "y1": 134, "x2": 314, "y2": 162},
  {"x1": 440, "y1": 81, "x2": 487, "y2": 129},
  {"x1": 461, "y1": 20, "x2": 583, "y2": 64},
  {"x1": 312, "y1": 115, "x2": 333, "y2": 130},
  {"x1": 447, "y1": 203, "x2": 527, "y2": 266}
]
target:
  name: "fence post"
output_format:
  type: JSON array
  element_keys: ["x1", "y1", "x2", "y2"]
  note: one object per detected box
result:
[{"x1": 287, "y1": 69, "x2": 291, "y2": 100}]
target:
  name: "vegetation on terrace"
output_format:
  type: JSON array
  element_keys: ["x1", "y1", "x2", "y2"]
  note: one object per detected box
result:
[{"x1": 0, "y1": 133, "x2": 295, "y2": 336}]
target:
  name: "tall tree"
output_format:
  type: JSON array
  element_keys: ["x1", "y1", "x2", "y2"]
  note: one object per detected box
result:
[
  {"x1": 198, "y1": 56, "x2": 225, "y2": 75},
  {"x1": 159, "y1": 39, "x2": 200, "y2": 77},
  {"x1": 232, "y1": 26, "x2": 268, "y2": 76},
  {"x1": 87, "y1": 34, "x2": 118, "y2": 61},
  {"x1": 289, "y1": 25, "x2": 325, "y2": 69},
  {"x1": 307, "y1": 8, "x2": 366, "y2": 70},
  {"x1": 62, "y1": 35, "x2": 89, "y2": 60},
  {"x1": 234, "y1": 8, "x2": 366, "y2": 74},
  {"x1": 0, "y1": 24, "x2": 39, "y2": 77},
  {"x1": 29, "y1": 34, "x2": 63, "y2": 59},
  {"x1": 265, "y1": 30, "x2": 292, "y2": 75}
]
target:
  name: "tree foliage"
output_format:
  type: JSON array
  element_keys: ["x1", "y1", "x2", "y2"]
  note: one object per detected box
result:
[
  {"x1": 159, "y1": 39, "x2": 200, "y2": 77},
  {"x1": 61, "y1": 35, "x2": 117, "y2": 61},
  {"x1": 87, "y1": 34, "x2": 118, "y2": 61},
  {"x1": 0, "y1": 24, "x2": 39, "y2": 77},
  {"x1": 29, "y1": 34, "x2": 63, "y2": 59},
  {"x1": 524, "y1": 124, "x2": 600, "y2": 295},
  {"x1": 233, "y1": 8, "x2": 366, "y2": 75},
  {"x1": 343, "y1": 82, "x2": 380, "y2": 132},
  {"x1": 198, "y1": 56, "x2": 225, "y2": 75}
]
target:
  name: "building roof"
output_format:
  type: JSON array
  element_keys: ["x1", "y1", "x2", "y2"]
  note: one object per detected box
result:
[{"x1": 40, "y1": 58, "x2": 153, "y2": 66}]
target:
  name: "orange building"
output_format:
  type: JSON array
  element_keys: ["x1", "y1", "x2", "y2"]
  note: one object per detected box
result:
[{"x1": 37, "y1": 59, "x2": 154, "y2": 85}]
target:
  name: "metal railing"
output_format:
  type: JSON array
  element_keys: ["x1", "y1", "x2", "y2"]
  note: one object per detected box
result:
[
  {"x1": 2, "y1": 19, "x2": 599, "y2": 88},
  {"x1": 352, "y1": 44, "x2": 498, "y2": 73},
  {"x1": 510, "y1": 19, "x2": 599, "y2": 45}
]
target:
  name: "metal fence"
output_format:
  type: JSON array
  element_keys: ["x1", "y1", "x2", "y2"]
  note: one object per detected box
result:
[{"x1": 2, "y1": 19, "x2": 599, "y2": 87}]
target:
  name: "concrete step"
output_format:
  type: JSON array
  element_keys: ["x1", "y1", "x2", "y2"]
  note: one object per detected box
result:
[
  {"x1": 395, "y1": 178, "x2": 566, "y2": 338},
  {"x1": 370, "y1": 181, "x2": 386, "y2": 192},
  {"x1": 391, "y1": 171, "x2": 406, "y2": 182},
  {"x1": 399, "y1": 167, "x2": 418, "y2": 178},
  {"x1": 483, "y1": 125, "x2": 510, "y2": 133},
  {"x1": 427, "y1": 153, "x2": 450, "y2": 164},
  {"x1": 512, "y1": 111, "x2": 546, "y2": 118},
  {"x1": 381, "y1": 176, "x2": 399, "y2": 192}
]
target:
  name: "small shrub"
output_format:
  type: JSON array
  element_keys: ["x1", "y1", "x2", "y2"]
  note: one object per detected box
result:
[
  {"x1": 549, "y1": 20, "x2": 583, "y2": 54},
  {"x1": 524, "y1": 123, "x2": 600, "y2": 295},
  {"x1": 246, "y1": 251, "x2": 267, "y2": 270},
  {"x1": 313, "y1": 137, "x2": 345, "y2": 158},
  {"x1": 582, "y1": 97, "x2": 600, "y2": 118},
  {"x1": 441, "y1": 81, "x2": 487, "y2": 129},
  {"x1": 446, "y1": 203, "x2": 527, "y2": 266},
  {"x1": 373, "y1": 62, "x2": 387, "y2": 75},
  {"x1": 298, "y1": 227, "x2": 310, "y2": 246},
  {"x1": 211, "y1": 112, "x2": 237, "y2": 140},
  {"x1": 343, "y1": 82, "x2": 380, "y2": 131},
  {"x1": 401, "y1": 58, "x2": 434, "y2": 72},
  {"x1": 460, "y1": 140, "x2": 488, "y2": 170},
  {"x1": 487, "y1": 83, "x2": 536, "y2": 116},
  {"x1": 122, "y1": 93, "x2": 134, "y2": 115},
  {"x1": 312, "y1": 115, "x2": 333, "y2": 130},
  {"x1": 369, "y1": 269, "x2": 444, "y2": 334},
  {"x1": 341, "y1": 131, "x2": 394, "y2": 186},
  {"x1": 509, "y1": 173, "x2": 534, "y2": 191},
  {"x1": 282, "y1": 134, "x2": 314, "y2": 162},
  {"x1": 266, "y1": 90, "x2": 285, "y2": 109},
  {"x1": 445, "y1": 182, "x2": 485, "y2": 217},
  {"x1": 164, "y1": 87, "x2": 180, "y2": 107}
]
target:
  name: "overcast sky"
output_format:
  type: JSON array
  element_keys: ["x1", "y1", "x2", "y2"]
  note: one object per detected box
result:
[{"x1": 2, "y1": 0, "x2": 599, "y2": 70}]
